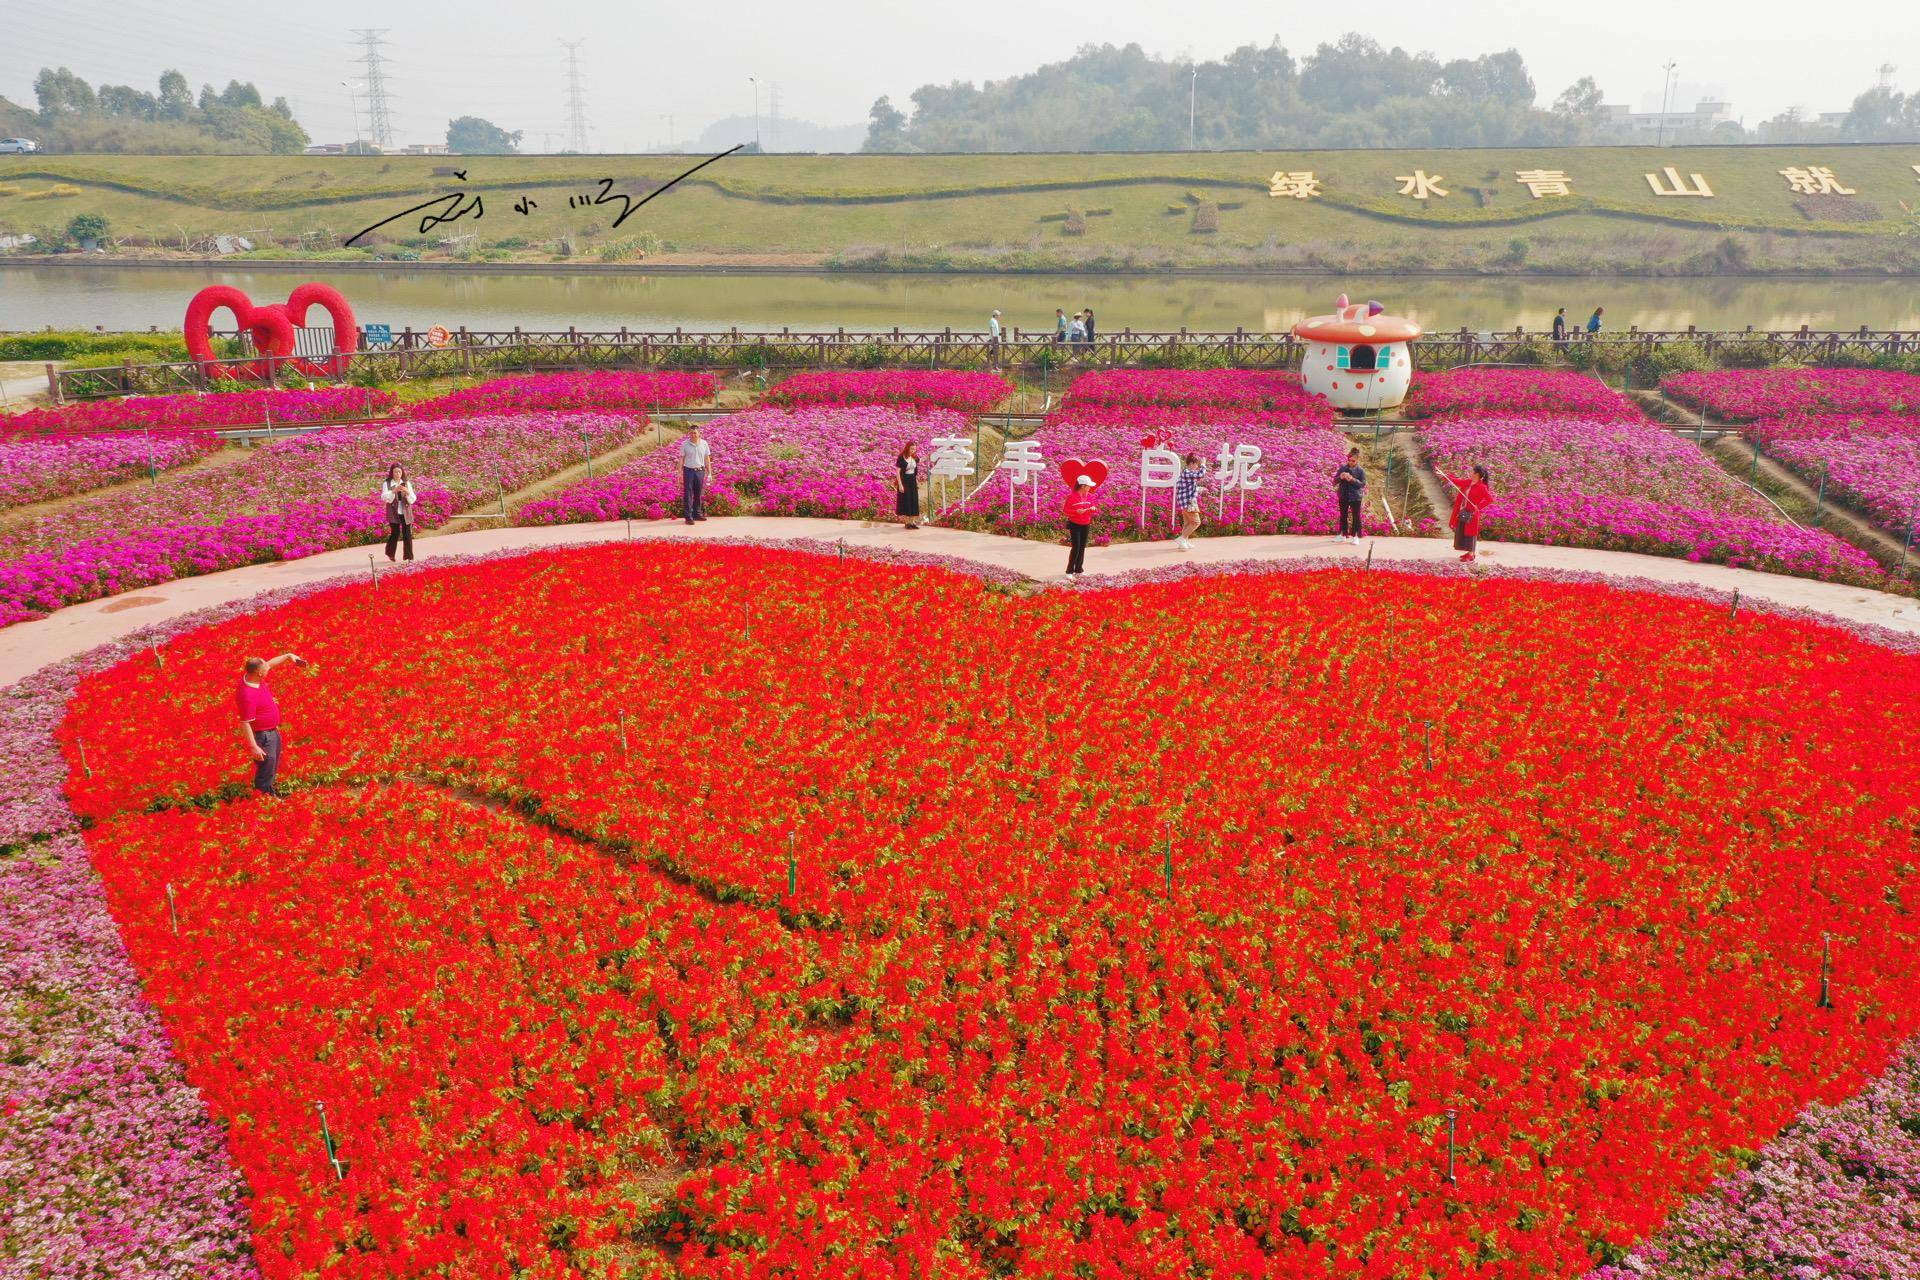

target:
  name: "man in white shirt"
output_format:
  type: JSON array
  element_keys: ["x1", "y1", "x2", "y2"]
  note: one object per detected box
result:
[
  {"x1": 987, "y1": 309, "x2": 1002, "y2": 367},
  {"x1": 679, "y1": 425, "x2": 712, "y2": 524}
]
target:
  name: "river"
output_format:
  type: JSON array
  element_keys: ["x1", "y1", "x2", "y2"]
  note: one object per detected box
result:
[{"x1": 4, "y1": 264, "x2": 1919, "y2": 334}]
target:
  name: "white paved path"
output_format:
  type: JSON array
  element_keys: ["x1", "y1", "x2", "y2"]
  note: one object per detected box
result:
[{"x1": 3, "y1": 518, "x2": 1916, "y2": 687}]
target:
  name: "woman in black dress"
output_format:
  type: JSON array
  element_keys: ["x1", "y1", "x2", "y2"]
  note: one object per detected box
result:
[{"x1": 894, "y1": 441, "x2": 922, "y2": 529}]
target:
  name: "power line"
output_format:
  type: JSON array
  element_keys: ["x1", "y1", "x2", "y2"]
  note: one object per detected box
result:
[
  {"x1": 350, "y1": 28, "x2": 395, "y2": 149},
  {"x1": 560, "y1": 40, "x2": 588, "y2": 154}
]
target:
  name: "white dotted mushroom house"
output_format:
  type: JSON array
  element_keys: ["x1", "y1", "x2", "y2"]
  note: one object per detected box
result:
[{"x1": 1293, "y1": 294, "x2": 1421, "y2": 411}]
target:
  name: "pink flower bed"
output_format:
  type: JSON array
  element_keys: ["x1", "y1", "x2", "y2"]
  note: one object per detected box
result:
[
  {"x1": 521, "y1": 405, "x2": 968, "y2": 524},
  {"x1": 405, "y1": 371, "x2": 715, "y2": 419},
  {"x1": 1420, "y1": 416, "x2": 1879, "y2": 580},
  {"x1": 1405, "y1": 368, "x2": 1639, "y2": 420},
  {"x1": 953, "y1": 409, "x2": 1389, "y2": 541},
  {"x1": 1061, "y1": 369, "x2": 1329, "y2": 417},
  {"x1": 1752, "y1": 423, "x2": 1920, "y2": 545},
  {"x1": 762, "y1": 370, "x2": 1012, "y2": 414},
  {"x1": 1662, "y1": 368, "x2": 1920, "y2": 422},
  {"x1": 0, "y1": 413, "x2": 641, "y2": 628},
  {"x1": 2, "y1": 388, "x2": 393, "y2": 435},
  {"x1": 0, "y1": 432, "x2": 224, "y2": 511}
]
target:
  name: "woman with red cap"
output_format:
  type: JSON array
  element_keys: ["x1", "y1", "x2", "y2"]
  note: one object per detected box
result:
[
  {"x1": 1444, "y1": 464, "x2": 1494, "y2": 563},
  {"x1": 1064, "y1": 471, "x2": 1099, "y2": 575}
]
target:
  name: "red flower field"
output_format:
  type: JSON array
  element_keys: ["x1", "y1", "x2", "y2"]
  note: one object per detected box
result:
[{"x1": 62, "y1": 544, "x2": 1920, "y2": 1279}]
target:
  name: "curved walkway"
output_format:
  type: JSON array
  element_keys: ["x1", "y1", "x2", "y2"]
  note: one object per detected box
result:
[{"x1": 3, "y1": 518, "x2": 1917, "y2": 687}]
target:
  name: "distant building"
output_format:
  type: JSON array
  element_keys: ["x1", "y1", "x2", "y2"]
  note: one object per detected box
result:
[
  {"x1": 399, "y1": 143, "x2": 450, "y2": 155},
  {"x1": 1602, "y1": 98, "x2": 1737, "y2": 136}
]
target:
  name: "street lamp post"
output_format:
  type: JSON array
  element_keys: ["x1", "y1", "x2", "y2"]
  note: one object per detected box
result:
[
  {"x1": 1656, "y1": 61, "x2": 1678, "y2": 147},
  {"x1": 1189, "y1": 68, "x2": 1197, "y2": 151},
  {"x1": 749, "y1": 76, "x2": 760, "y2": 150},
  {"x1": 339, "y1": 80, "x2": 362, "y2": 146}
]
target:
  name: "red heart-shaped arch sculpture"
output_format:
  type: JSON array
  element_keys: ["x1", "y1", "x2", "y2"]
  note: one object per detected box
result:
[
  {"x1": 183, "y1": 283, "x2": 359, "y2": 382},
  {"x1": 1058, "y1": 457, "x2": 1110, "y2": 489}
]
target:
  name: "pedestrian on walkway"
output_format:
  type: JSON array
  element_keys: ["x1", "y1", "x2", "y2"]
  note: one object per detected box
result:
[
  {"x1": 1083, "y1": 308, "x2": 1097, "y2": 347},
  {"x1": 680, "y1": 424, "x2": 712, "y2": 524},
  {"x1": 1443, "y1": 464, "x2": 1495, "y2": 563},
  {"x1": 1586, "y1": 306, "x2": 1604, "y2": 336},
  {"x1": 381, "y1": 463, "x2": 416, "y2": 562},
  {"x1": 1064, "y1": 472, "x2": 1100, "y2": 575},
  {"x1": 1551, "y1": 308, "x2": 1568, "y2": 344},
  {"x1": 1333, "y1": 447, "x2": 1367, "y2": 545},
  {"x1": 1067, "y1": 311, "x2": 1087, "y2": 345},
  {"x1": 1054, "y1": 308, "x2": 1069, "y2": 343},
  {"x1": 987, "y1": 309, "x2": 1002, "y2": 366},
  {"x1": 236, "y1": 651, "x2": 305, "y2": 797},
  {"x1": 1174, "y1": 451, "x2": 1204, "y2": 550},
  {"x1": 894, "y1": 441, "x2": 923, "y2": 530}
]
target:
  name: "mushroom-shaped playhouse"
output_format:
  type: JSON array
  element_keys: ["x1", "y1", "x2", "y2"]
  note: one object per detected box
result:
[{"x1": 1293, "y1": 295, "x2": 1421, "y2": 412}]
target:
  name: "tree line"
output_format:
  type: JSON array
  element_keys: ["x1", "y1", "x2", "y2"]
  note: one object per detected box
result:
[
  {"x1": 0, "y1": 68, "x2": 309, "y2": 154},
  {"x1": 862, "y1": 35, "x2": 1920, "y2": 152}
]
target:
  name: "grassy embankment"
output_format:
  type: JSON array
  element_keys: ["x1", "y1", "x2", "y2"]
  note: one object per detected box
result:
[{"x1": 4, "y1": 146, "x2": 1920, "y2": 274}]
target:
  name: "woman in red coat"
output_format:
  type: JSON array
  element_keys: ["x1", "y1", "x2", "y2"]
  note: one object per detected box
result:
[
  {"x1": 1064, "y1": 473, "x2": 1098, "y2": 575},
  {"x1": 1445, "y1": 464, "x2": 1494, "y2": 563}
]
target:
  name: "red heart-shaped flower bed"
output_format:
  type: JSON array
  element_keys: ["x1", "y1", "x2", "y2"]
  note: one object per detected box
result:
[{"x1": 64, "y1": 544, "x2": 1920, "y2": 1279}]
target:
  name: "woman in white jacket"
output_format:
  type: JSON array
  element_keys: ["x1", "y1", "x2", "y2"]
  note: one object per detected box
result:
[{"x1": 381, "y1": 464, "x2": 417, "y2": 561}]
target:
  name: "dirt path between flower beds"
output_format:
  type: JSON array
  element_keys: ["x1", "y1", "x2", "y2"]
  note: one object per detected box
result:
[
  {"x1": 0, "y1": 446, "x2": 254, "y2": 535},
  {"x1": 425, "y1": 423, "x2": 685, "y2": 533},
  {"x1": 6, "y1": 519, "x2": 1920, "y2": 689}
]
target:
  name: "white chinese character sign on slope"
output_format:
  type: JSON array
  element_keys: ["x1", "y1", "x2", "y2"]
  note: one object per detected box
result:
[
  {"x1": 929, "y1": 435, "x2": 976, "y2": 510},
  {"x1": 1268, "y1": 171, "x2": 1321, "y2": 200},
  {"x1": 1139, "y1": 439, "x2": 1182, "y2": 530},
  {"x1": 1515, "y1": 169, "x2": 1573, "y2": 199},
  {"x1": 1645, "y1": 166, "x2": 1714, "y2": 198},
  {"x1": 1396, "y1": 170, "x2": 1448, "y2": 200},
  {"x1": 998, "y1": 439, "x2": 1046, "y2": 516},
  {"x1": 1779, "y1": 166, "x2": 1855, "y2": 196},
  {"x1": 1214, "y1": 443, "x2": 1264, "y2": 522}
]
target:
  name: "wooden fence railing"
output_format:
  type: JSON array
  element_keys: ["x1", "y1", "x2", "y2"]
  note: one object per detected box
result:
[{"x1": 46, "y1": 325, "x2": 1920, "y2": 401}]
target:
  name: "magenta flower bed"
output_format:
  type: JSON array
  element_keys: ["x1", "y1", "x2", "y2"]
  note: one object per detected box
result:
[
  {"x1": 405, "y1": 371, "x2": 715, "y2": 420},
  {"x1": 762, "y1": 370, "x2": 1012, "y2": 414},
  {"x1": 952, "y1": 411, "x2": 1390, "y2": 541},
  {"x1": 1420, "y1": 416, "x2": 1879, "y2": 579},
  {"x1": 0, "y1": 413, "x2": 643, "y2": 627},
  {"x1": 1405, "y1": 368, "x2": 1639, "y2": 420},
  {"x1": 3, "y1": 387, "x2": 393, "y2": 435},
  {"x1": 521, "y1": 405, "x2": 968, "y2": 524},
  {"x1": 0, "y1": 836, "x2": 261, "y2": 1280},
  {"x1": 1759, "y1": 430, "x2": 1920, "y2": 545},
  {"x1": 1662, "y1": 368, "x2": 1920, "y2": 422},
  {"x1": 1061, "y1": 369, "x2": 1329, "y2": 416},
  {"x1": 0, "y1": 432, "x2": 224, "y2": 511},
  {"x1": 1586, "y1": 1037, "x2": 1920, "y2": 1280}
]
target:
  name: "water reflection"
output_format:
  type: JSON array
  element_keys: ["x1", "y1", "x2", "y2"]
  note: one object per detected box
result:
[{"x1": 3, "y1": 265, "x2": 1916, "y2": 334}]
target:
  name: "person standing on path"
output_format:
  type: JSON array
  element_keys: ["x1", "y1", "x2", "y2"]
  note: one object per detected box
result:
[
  {"x1": 1067, "y1": 311, "x2": 1087, "y2": 346},
  {"x1": 1333, "y1": 447, "x2": 1367, "y2": 545},
  {"x1": 1064, "y1": 472, "x2": 1099, "y2": 575},
  {"x1": 988, "y1": 310, "x2": 1002, "y2": 367},
  {"x1": 894, "y1": 441, "x2": 923, "y2": 530},
  {"x1": 680, "y1": 424, "x2": 712, "y2": 525},
  {"x1": 1055, "y1": 308, "x2": 1069, "y2": 344},
  {"x1": 236, "y1": 651, "x2": 305, "y2": 797},
  {"x1": 381, "y1": 463, "x2": 417, "y2": 562},
  {"x1": 1443, "y1": 464, "x2": 1495, "y2": 563},
  {"x1": 1586, "y1": 306, "x2": 1604, "y2": 336},
  {"x1": 1083, "y1": 308, "x2": 1097, "y2": 348},
  {"x1": 1551, "y1": 308, "x2": 1568, "y2": 344},
  {"x1": 1174, "y1": 451, "x2": 1204, "y2": 551}
]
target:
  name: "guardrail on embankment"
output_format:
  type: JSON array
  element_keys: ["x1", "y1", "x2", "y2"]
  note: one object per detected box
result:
[{"x1": 42, "y1": 324, "x2": 1920, "y2": 402}]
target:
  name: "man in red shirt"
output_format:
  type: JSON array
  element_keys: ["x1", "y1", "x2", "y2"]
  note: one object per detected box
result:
[{"x1": 236, "y1": 652, "x2": 304, "y2": 795}]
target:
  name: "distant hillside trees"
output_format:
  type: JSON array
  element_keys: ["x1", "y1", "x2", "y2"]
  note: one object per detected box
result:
[
  {"x1": 0, "y1": 67, "x2": 308, "y2": 154},
  {"x1": 447, "y1": 116, "x2": 522, "y2": 154},
  {"x1": 865, "y1": 37, "x2": 1606, "y2": 152}
]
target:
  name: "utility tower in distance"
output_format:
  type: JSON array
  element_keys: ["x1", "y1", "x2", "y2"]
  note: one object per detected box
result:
[
  {"x1": 350, "y1": 29, "x2": 395, "y2": 150},
  {"x1": 561, "y1": 40, "x2": 590, "y2": 153}
]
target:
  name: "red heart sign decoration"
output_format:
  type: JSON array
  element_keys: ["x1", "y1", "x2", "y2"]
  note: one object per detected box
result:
[
  {"x1": 1058, "y1": 457, "x2": 1110, "y2": 489},
  {"x1": 1139, "y1": 434, "x2": 1160, "y2": 450},
  {"x1": 184, "y1": 283, "x2": 359, "y2": 382}
]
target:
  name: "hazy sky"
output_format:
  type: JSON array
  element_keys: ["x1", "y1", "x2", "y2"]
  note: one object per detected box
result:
[{"x1": 2, "y1": 0, "x2": 1914, "y2": 151}]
